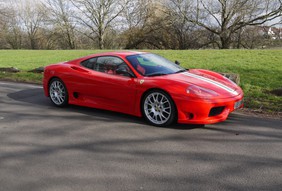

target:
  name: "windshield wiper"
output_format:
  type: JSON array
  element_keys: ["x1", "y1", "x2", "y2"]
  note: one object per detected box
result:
[
  {"x1": 146, "y1": 73, "x2": 168, "y2": 77},
  {"x1": 175, "y1": 69, "x2": 187, "y2": 74}
]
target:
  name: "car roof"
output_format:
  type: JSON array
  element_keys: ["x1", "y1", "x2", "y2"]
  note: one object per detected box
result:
[
  {"x1": 89, "y1": 51, "x2": 147, "y2": 57},
  {"x1": 68, "y1": 51, "x2": 148, "y2": 64}
]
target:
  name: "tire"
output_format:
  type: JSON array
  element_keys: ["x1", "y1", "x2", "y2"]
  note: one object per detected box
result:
[
  {"x1": 142, "y1": 90, "x2": 176, "y2": 127},
  {"x1": 49, "y1": 78, "x2": 68, "y2": 107}
]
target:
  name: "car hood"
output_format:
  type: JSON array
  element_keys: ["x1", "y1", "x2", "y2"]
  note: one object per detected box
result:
[{"x1": 162, "y1": 70, "x2": 241, "y2": 97}]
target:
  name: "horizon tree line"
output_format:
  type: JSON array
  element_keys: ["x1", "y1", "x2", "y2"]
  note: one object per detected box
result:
[{"x1": 0, "y1": 0, "x2": 281, "y2": 50}]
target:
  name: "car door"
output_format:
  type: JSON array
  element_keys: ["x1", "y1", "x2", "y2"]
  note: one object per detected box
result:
[{"x1": 74, "y1": 56, "x2": 138, "y2": 114}]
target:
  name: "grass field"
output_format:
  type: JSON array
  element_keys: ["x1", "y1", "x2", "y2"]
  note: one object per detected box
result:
[{"x1": 0, "y1": 49, "x2": 281, "y2": 112}]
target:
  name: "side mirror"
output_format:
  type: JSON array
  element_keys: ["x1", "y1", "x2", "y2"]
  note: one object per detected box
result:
[
  {"x1": 175, "y1": 60, "x2": 180, "y2": 65},
  {"x1": 116, "y1": 68, "x2": 134, "y2": 77}
]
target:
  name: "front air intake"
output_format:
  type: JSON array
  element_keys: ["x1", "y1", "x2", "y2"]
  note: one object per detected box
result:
[{"x1": 209, "y1": 106, "x2": 225, "y2": 117}]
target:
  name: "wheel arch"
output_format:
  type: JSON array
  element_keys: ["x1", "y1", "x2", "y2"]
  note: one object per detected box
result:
[
  {"x1": 44, "y1": 76, "x2": 57, "y2": 97},
  {"x1": 140, "y1": 88, "x2": 178, "y2": 120},
  {"x1": 48, "y1": 76, "x2": 62, "y2": 88},
  {"x1": 48, "y1": 77, "x2": 69, "y2": 107}
]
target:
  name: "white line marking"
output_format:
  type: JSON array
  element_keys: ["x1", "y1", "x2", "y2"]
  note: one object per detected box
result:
[{"x1": 182, "y1": 72, "x2": 238, "y2": 95}]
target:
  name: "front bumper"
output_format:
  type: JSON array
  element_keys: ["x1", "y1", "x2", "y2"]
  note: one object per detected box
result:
[{"x1": 174, "y1": 94, "x2": 244, "y2": 124}]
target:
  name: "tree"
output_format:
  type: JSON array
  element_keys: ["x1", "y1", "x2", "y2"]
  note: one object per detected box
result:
[
  {"x1": 0, "y1": 0, "x2": 6, "y2": 24},
  {"x1": 0, "y1": 1, "x2": 8, "y2": 48},
  {"x1": 121, "y1": 0, "x2": 154, "y2": 48},
  {"x1": 0, "y1": 1, "x2": 24, "y2": 49},
  {"x1": 3, "y1": 16, "x2": 23, "y2": 49},
  {"x1": 71, "y1": 0, "x2": 128, "y2": 49},
  {"x1": 123, "y1": 0, "x2": 149, "y2": 29},
  {"x1": 45, "y1": 0, "x2": 77, "y2": 49},
  {"x1": 176, "y1": 0, "x2": 282, "y2": 49},
  {"x1": 19, "y1": 0, "x2": 47, "y2": 49},
  {"x1": 165, "y1": 0, "x2": 203, "y2": 49},
  {"x1": 122, "y1": 0, "x2": 184, "y2": 49}
]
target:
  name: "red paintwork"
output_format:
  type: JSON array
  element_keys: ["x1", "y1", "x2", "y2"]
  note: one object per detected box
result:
[{"x1": 43, "y1": 51, "x2": 244, "y2": 124}]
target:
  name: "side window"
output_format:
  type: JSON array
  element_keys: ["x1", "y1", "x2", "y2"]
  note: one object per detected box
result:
[
  {"x1": 95, "y1": 56, "x2": 121, "y2": 73},
  {"x1": 81, "y1": 56, "x2": 134, "y2": 77},
  {"x1": 96, "y1": 56, "x2": 133, "y2": 77},
  {"x1": 81, "y1": 57, "x2": 97, "y2": 70}
]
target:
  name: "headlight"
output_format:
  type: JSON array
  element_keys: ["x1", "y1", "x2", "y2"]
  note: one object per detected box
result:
[{"x1": 186, "y1": 85, "x2": 219, "y2": 98}]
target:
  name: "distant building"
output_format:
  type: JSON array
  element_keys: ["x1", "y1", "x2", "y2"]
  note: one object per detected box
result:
[{"x1": 257, "y1": 26, "x2": 282, "y2": 40}]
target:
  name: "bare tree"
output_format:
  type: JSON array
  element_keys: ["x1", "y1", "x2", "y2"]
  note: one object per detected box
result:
[
  {"x1": 19, "y1": 0, "x2": 47, "y2": 49},
  {"x1": 122, "y1": 0, "x2": 189, "y2": 49},
  {"x1": 45, "y1": 0, "x2": 77, "y2": 49},
  {"x1": 121, "y1": 0, "x2": 153, "y2": 48},
  {"x1": 0, "y1": 1, "x2": 24, "y2": 49},
  {"x1": 0, "y1": 0, "x2": 6, "y2": 24},
  {"x1": 0, "y1": 1, "x2": 7, "y2": 48},
  {"x1": 175, "y1": 0, "x2": 282, "y2": 49},
  {"x1": 1, "y1": 0, "x2": 281, "y2": 50},
  {"x1": 123, "y1": 0, "x2": 151, "y2": 29},
  {"x1": 0, "y1": 1, "x2": 9, "y2": 46},
  {"x1": 3, "y1": 17, "x2": 23, "y2": 49},
  {"x1": 165, "y1": 0, "x2": 202, "y2": 49},
  {"x1": 71, "y1": 0, "x2": 128, "y2": 49}
]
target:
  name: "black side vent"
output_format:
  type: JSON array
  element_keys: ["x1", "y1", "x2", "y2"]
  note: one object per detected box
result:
[
  {"x1": 209, "y1": 106, "x2": 225, "y2": 117},
  {"x1": 73, "y1": 92, "x2": 79, "y2": 98}
]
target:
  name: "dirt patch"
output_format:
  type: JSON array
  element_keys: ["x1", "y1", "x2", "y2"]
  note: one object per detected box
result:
[
  {"x1": 0, "y1": 67, "x2": 20, "y2": 73},
  {"x1": 269, "y1": 88, "x2": 282, "y2": 96},
  {"x1": 28, "y1": 67, "x2": 45, "y2": 73},
  {"x1": 220, "y1": 73, "x2": 240, "y2": 84}
]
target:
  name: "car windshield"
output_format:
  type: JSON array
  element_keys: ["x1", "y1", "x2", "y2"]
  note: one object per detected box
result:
[{"x1": 126, "y1": 53, "x2": 186, "y2": 77}]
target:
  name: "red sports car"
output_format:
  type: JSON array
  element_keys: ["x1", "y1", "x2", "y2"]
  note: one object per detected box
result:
[{"x1": 43, "y1": 51, "x2": 243, "y2": 126}]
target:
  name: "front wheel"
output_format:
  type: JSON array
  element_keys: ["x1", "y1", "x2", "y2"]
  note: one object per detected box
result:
[
  {"x1": 142, "y1": 90, "x2": 176, "y2": 127},
  {"x1": 49, "y1": 78, "x2": 68, "y2": 107}
]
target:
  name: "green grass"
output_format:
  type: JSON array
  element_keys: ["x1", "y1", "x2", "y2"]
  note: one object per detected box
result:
[{"x1": 0, "y1": 49, "x2": 281, "y2": 112}]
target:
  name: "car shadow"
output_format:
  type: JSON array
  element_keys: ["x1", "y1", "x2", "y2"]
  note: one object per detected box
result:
[
  {"x1": 7, "y1": 88, "x2": 50, "y2": 106},
  {"x1": 7, "y1": 88, "x2": 201, "y2": 130}
]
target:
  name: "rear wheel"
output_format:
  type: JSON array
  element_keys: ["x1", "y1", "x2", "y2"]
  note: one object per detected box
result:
[
  {"x1": 49, "y1": 78, "x2": 68, "y2": 107},
  {"x1": 142, "y1": 90, "x2": 176, "y2": 127}
]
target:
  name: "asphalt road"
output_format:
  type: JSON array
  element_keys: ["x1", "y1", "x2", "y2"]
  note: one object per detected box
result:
[{"x1": 0, "y1": 81, "x2": 281, "y2": 191}]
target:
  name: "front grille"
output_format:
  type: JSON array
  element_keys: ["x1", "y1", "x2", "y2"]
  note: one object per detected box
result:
[{"x1": 209, "y1": 106, "x2": 225, "y2": 117}]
